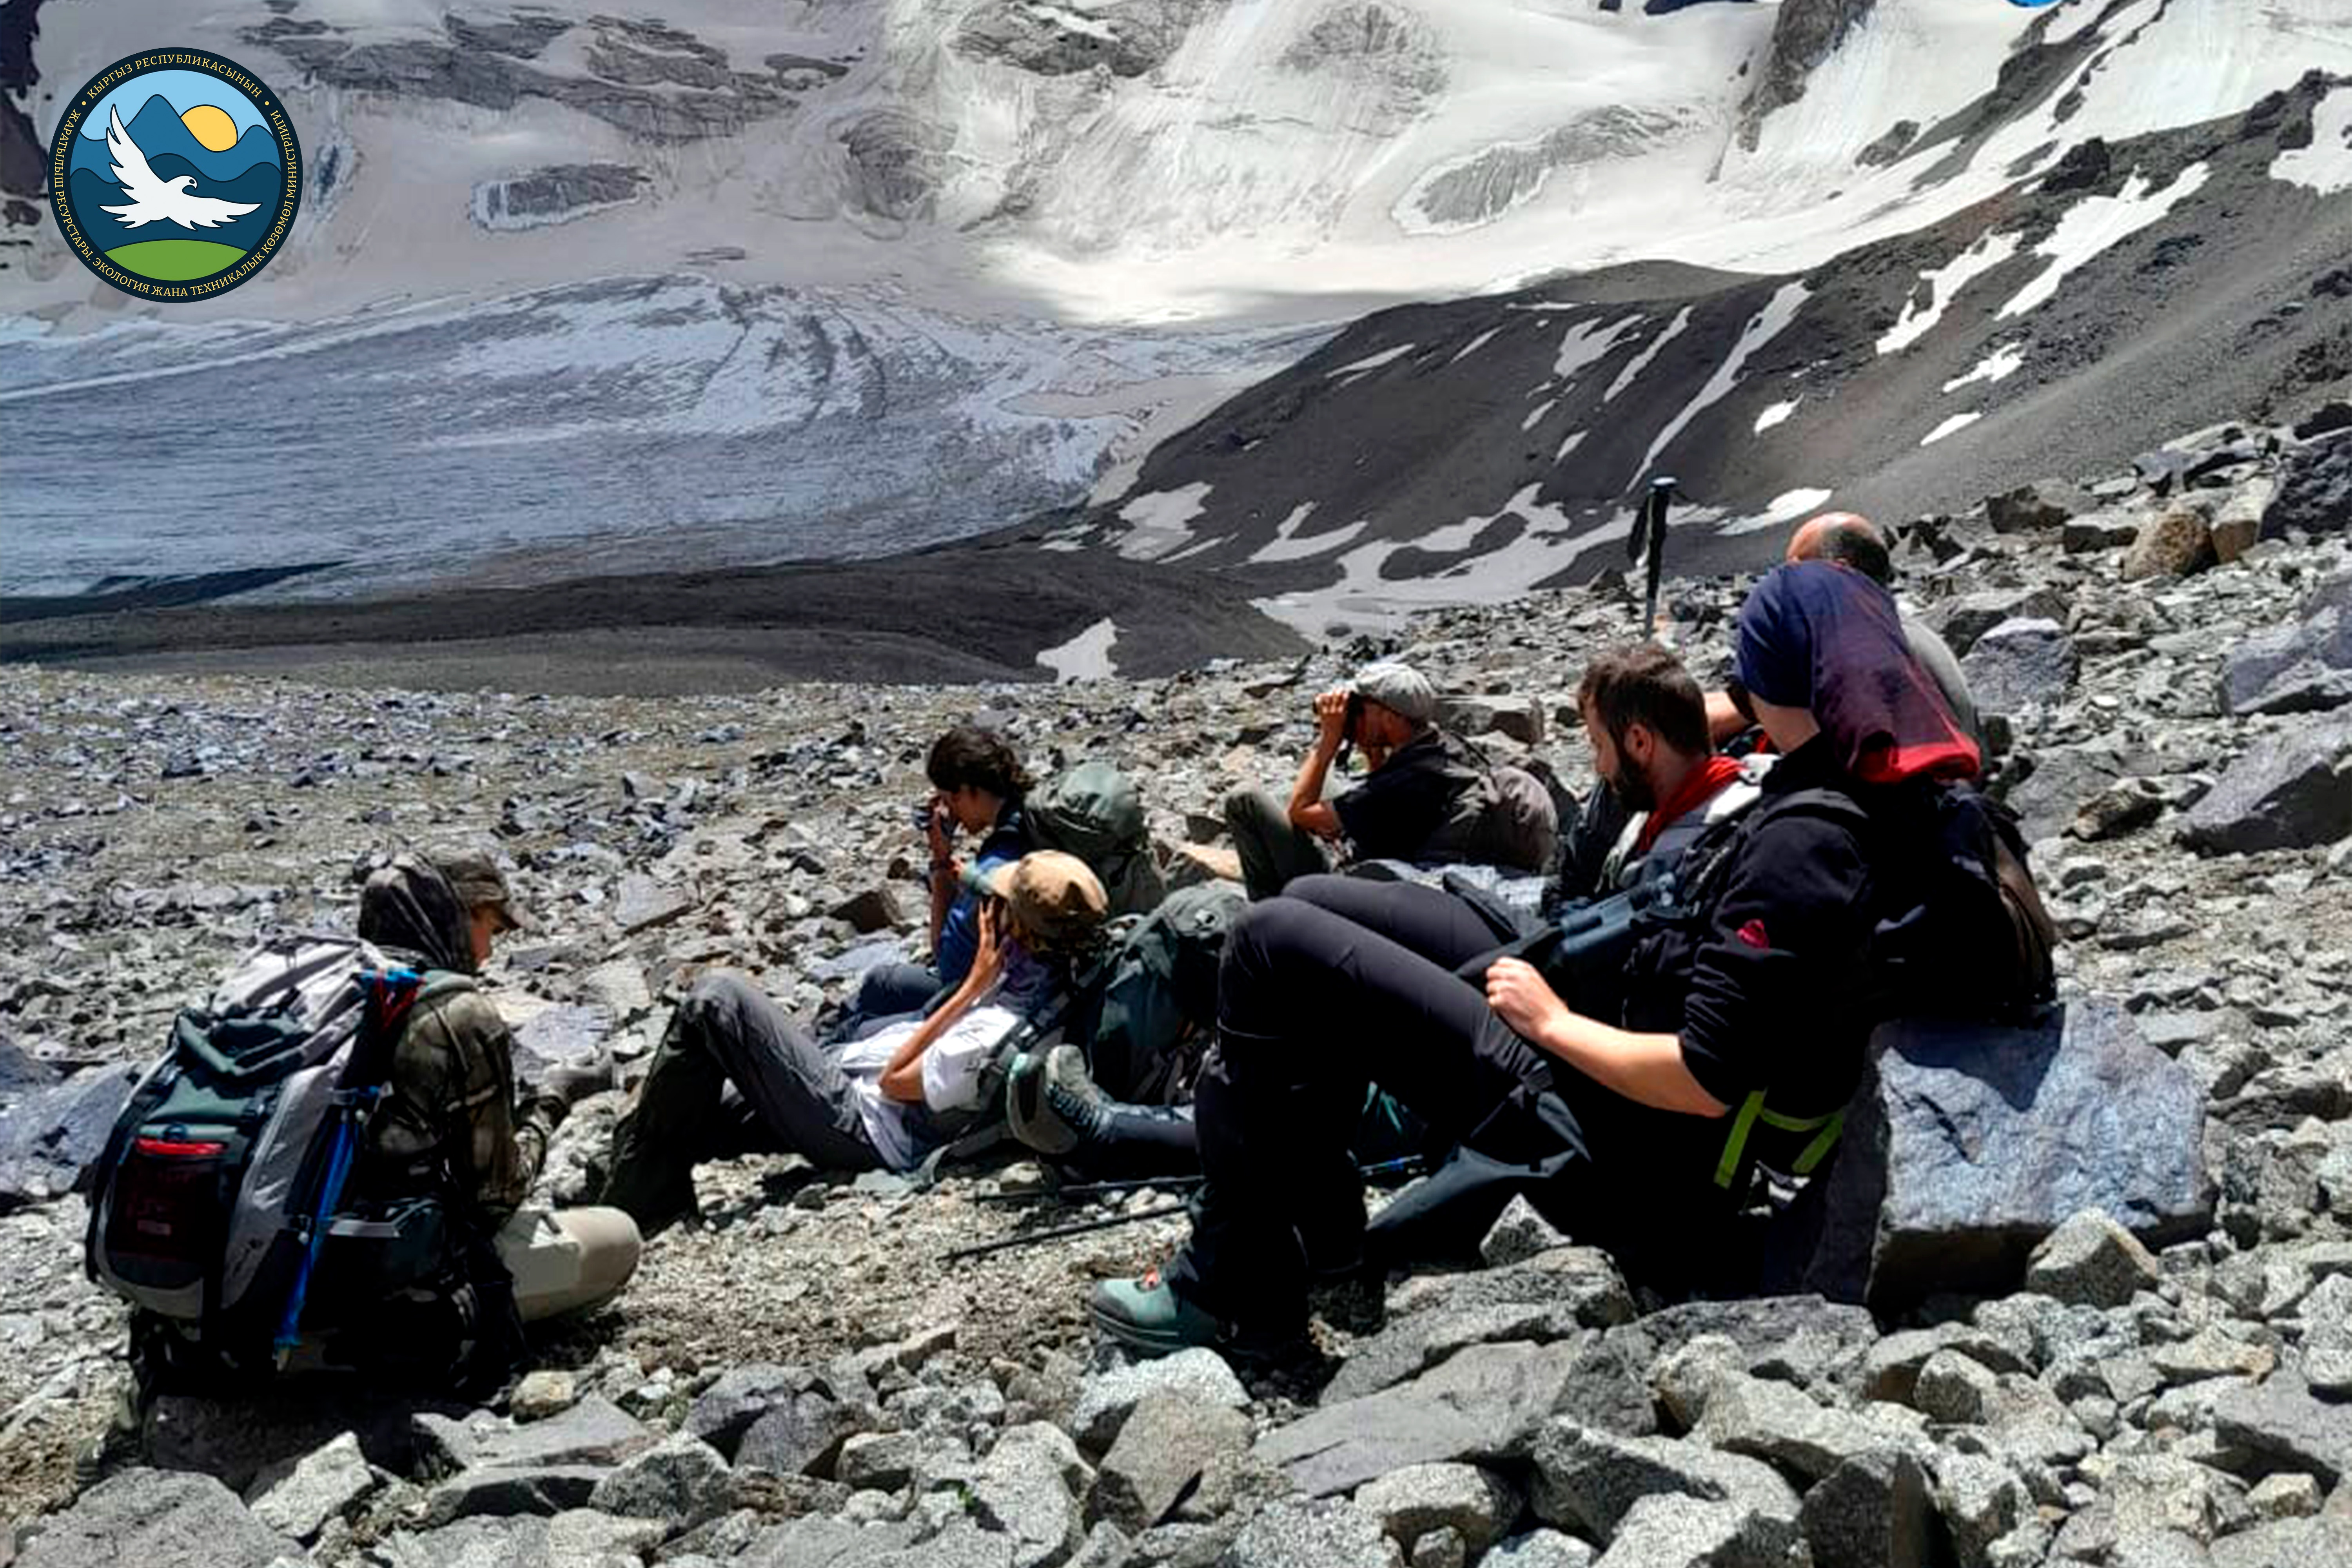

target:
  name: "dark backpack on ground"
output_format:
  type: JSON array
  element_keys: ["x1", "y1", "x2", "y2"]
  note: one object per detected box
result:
[
  {"x1": 85, "y1": 934, "x2": 517, "y2": 1389},
  {"x1": 1871, "y1": 782, "x2": 2058, "y2": 1020},
  {"x1": 1082, "y1": 882, "x2": 1247, "y2": 1105},
  {"x1": 1025, "y1": 761, "x2": 1167, "y2": 918},
  {"x1": 1421, "y1": 733, "x2": 1559, "y2": 874}
]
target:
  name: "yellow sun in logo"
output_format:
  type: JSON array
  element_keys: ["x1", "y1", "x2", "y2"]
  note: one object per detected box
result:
[{"x1": 180, "y1": 103, "x2": 239, "y2": 152}]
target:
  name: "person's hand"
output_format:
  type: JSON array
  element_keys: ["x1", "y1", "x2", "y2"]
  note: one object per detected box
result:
[
  {"x1": 1314, "y1": 688, "x2": 1352, "y2": 750},
  {"x1": 1485, "y1": 957, "x2": 1572, "y2": 1046},
  {"x1": 926, "y1": 794, "x2": 955, "y2": 867},
  {"x1": 970, "y1": 897, "x2": 1008, "y2": 980}
]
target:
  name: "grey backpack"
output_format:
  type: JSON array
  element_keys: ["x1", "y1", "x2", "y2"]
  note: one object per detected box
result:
[{"x1": 1025, "y1": 760, "x2": 1167, "y2": 918}]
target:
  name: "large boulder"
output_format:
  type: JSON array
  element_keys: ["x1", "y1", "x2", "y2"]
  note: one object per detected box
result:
[
  {"x1": 2222, "y1": 573, "x2": 2352, "y2": 716},
  {"x1": 0, "y1": 1063, "x2": 140, "y2": 1211},
  {"x1": 1959, "y1": 618, "x2": 2077, "y2": 715},
  {"x1": 17, "y1": 1470, "x2": 296, "y2": 1568},
  {"x1": 2263, "y1": 433, "x2": 2352, "y2": 539},
  {"x1": 1928, "y1": 588, "x2": 2071, "y2": 659},
  {"x1": 2122, "y1": 508, "x2": 2218, "y2": 581},
  {"x1": 1985, "y1": 483, "x2": 2083, "y2": 534},
  {"x1": 1529, "y1": 1422, "x2": 1798, "y2": 1541},
  {"x1": 2180, "y1": 715, "x2": 2352, "y2": 855},
  {"x1": 1791, "y1": 1003, "x2": 2212, "y2": 1309},
  {"x1": 1259, "y1": 1340, "x2": 1601, "y2": 1497},
  {"x1": 1089, "y1": 1390, "x2": 1251, "y2": 1534}
]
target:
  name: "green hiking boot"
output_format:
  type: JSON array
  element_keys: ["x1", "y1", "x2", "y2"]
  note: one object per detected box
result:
[
  {"x1": 1089, "y1": 1267, "x2": 1226, "y2": 1356},
  {"x1": 1007, "y1": 1045, "x2": 1108, "y2": 1156}
]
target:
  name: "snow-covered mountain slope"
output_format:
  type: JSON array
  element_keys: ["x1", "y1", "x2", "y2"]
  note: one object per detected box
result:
[{"x1": 3, "y1": 0, "x2": 2348, "y2": 625}]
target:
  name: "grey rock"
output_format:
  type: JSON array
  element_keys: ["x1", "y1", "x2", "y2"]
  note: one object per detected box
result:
[
  {"x1": 1592, "y1": 1493, "x2": 1799, "y2": 1568},
  {"x1": 1529, "y1": 1421, "x2": 1798, "y2": 1540},
  {"x1": 969, "y1": 1421, "x2": 1089, "y2": 1568},
  {"x1": 737, "y1": 1388, "x2": 871, "y2": 1478},
  {"x1": 1962, "y1": 618, "x2": 2078, "y2": 714},
  {"x1": 1385, "y1": 1247, "x2": 1634, "y2": 1330},
  {"x1": 1321, "y1": 1304, "x2": 1587, "y2": 1406},
  {"x1": 1482, "y1": 1195, "x2": 1574, "y2": 1267},
  {"x1": 2100, "y1": 1453, "x2": 2253, "y2": 1544},
  {"x1": 1800, "y1": 1448, "x2": 1937, "y2": 1568},
  {"x1": 1068, "y1": 1521, "x2": 1133, "y2": 1568},
  {"x1": 415, "y1": 1395, "x2": 653, "y2": 1473},
  {"x1": 1352, "y1": 1461, "x2": 1520, "y2": 1555},
  {"x1": 836, "y1": 1430, "x2": 940, "y2": 1493},
  {"x1": 2264, "y1": 434, "x2": 2352, "y2": 540},
  {"x1": 2181, "y1": 715, "x2": 2352, "y2": 855},
  {"x1": 1798, "y1": 1004, "x2": 2211, "y2": 1309},
  {"x1": 1688, "y1": 1371, "x2": 1895, "y2": 1485},
  {"x1": 1441, "y1": 695, "x2": 1546, "y2": 746},
  {"x1": 420, "y1": 1464, "x2": 608, "y2": 1524},
  {"x1": 1073, "y1": 1348, "x2": 1247, "y2": 1452},
  {"x1": 1091, "y1": 1391, "x2": 1250, "y2": 1534},
  {"x1": 2211, "y1": 1517, "x2": 2352, "y2": 1568},
  {"x1": 831, "y1": 887, "x2": 903, "y2": 933},
  {"x1": 1223, "y1": 1496, "x2": 1404, "y2": 1568},
  {"x1": 509, "y1": 1370, "x2": 579, "y2": 1421},
  {"x1": 2023, "y1": 1208, "x2": 2166, "y2": 1307},
  {"x1": 1862, "y1": 1326, "x2": 2033, "y2": 1405},
  {"x1": 2123, "y1": 508, "x2": 2220, "y2": 581},
  {"x1": 1932, "y1": 1451, "x2": 2034, "y2": 1568},
  {"x1": 2222, "y1": 573, "x2": 2352, "y2": 716},
  {"x1": 510, "y1": 1004, "x2": 611, "y2": 1076},
  {"x1": 1985, "y1": 483, "x2": 2082, "y2": 534},
  {"x1": 370, "y1": 1510, "x2": 671, "y2": 1567},
  {"x1": 0, "y1": 1063, "x2": 140, "y2": 1210},
  {"x1": 1260, "y1": 1340, "x2": 1599, "y2": 1497},
  {"x1": 684, "y1": 1363, "x2": 811, "y2": 1454},
  {"x1": 246, "y1": 1431, "x2": 381, "y2": 1543},
  {"x1": 2209, "y1": 1374, "x2": 2352, "y2": 1488},
  {"x1": 1488, "y1": 1529, "x2": 1599, "y2": 1568},
  {"x1": 1411, "y1": 1524, "x2": 1470, "y2": 1568},
  {"x1": 588, "y1": 1432, "x2": 735, "y2": 1524},
  {"x1": 2245, "y1": 1473, "x2": 2325, "y2": 1520},
  {"x1": 1931, "y1": 588, "x2": 2071, "y2": 658},
  {"x1": 16, "y1": 1470, "x2": 296, "y2": 1568},
  {"x1": 1610, "y1": 1296, "x2": 1880, "y2": 1401},
  {"x1": 1911, "y1": 1350, "x2": 2001, "y2": 1424},
  {"x1": 615, "y1": 873, "x2": 694, "y2": 933}
]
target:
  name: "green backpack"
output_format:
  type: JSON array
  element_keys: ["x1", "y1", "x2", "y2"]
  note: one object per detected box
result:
[
  {"x1": 1025, "y1": 760, "x2": 1167, "y2": 918},
  {"x1": 1083, "y1": 882, "x2": 1246, "y2": 1105}
]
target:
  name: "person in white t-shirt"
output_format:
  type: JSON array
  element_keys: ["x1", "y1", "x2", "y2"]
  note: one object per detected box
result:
[{"x1": 599, "y1": 852, "x2": 1109, "y2": 1233}]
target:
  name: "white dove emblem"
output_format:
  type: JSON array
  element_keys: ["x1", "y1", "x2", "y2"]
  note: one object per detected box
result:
[{"x1": 97, "y1": 105, "x2": 262, "y2": 230}]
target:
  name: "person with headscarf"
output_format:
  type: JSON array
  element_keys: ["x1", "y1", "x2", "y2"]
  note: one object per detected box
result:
[
  {"x1": 1088, "y1": 560, "x2": 1954, "y2": 1358},
  {"x1": 599, "y1": 852, "x2": 1109, "y2": 1234},
  {"x1": 352, "y1": 848, "x2": 642, "y2": 1326}
]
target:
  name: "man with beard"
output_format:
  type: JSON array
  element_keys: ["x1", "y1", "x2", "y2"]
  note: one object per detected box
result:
[{"x1": 1573, "y1": 643, "x2": 1769, "y2": 896}]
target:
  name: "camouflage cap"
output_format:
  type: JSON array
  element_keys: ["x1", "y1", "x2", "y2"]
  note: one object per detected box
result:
[{"x1": 432, "y1": 846, "x2": 531, "y2": 932}]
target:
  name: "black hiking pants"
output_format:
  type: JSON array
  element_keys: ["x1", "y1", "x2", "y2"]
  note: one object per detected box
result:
[{"x1": 1167, "y1": 877, "x2": 1717, "y2": 1324}]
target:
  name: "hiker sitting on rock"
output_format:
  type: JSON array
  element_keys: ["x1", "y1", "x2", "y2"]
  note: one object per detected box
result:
[
  {"x1": 1090, "y1": 561, "x2": 1982, "y2": 1356},
  {"x1": 600, "y1": 852, "x2": 1109, "y2": 1233},
  {"x1": 1007, "y1": 644, "x2": 1754, "y2": 1172},
  {"x1": 1223, "y1": 660, "x2": 1480, "y2": 900},
  {"x1": 1703, "y1": 512, "x2": 1981, "y2": 755},
  {"x1": 846, "y1": 726, "x2": 1034, "y2": 1027},
  {"x1": 351, "y1": 849, "x2": 642, "y2": 1325}
]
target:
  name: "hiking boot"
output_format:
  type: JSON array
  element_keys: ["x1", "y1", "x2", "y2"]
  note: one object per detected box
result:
[
  {"x1": 1089, "y1": 1266, "x2": 1306, "y2": 1362},
  {"x1": 594, "y1": 1128, "x2": 699, "y2": 1237},
  {"x1": 1007, "y1": 1045, "x2": 1107, "y2": 1156}
]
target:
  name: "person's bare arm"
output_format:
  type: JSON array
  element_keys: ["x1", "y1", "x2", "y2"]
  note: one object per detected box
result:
[
  {"x1": 924, "y1": 797, "x2": 956, "y2": 951},
  {"x1": 881, "y1": 902, "x2": 1005, "y2": 1102},
  {"x1": 1704, "y1": 690, "x2": 1748, "y2": 746},
  {"x1": 1288, "y1": 688, "x2": 1351, "y2": 840},
  {"x1": 1484, "y1": 958, "x2": 1730, "y2": 1116}
]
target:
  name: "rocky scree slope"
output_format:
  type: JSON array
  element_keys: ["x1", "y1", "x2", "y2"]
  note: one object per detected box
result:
[{"x1": 2, "y1": 418, "x2": 2352, "y2": 1563}]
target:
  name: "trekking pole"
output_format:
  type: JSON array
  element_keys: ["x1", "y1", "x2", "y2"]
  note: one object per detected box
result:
[
  {"x1": 1631, "y1": 475, "x2": 1676, "y2": 640},
  {"x1": 943, "y1": 1201, "x2": 1192, "y2": 1262},
  {"x1": 975, "y1": 1173, "x2": 1205, "y2": 1205},
  {"x1": 272, "y1": 967, "x2": 419, "y2": 1367}
]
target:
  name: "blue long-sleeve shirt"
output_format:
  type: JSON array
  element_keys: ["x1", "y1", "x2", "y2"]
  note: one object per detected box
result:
[{"x1": 936, "y1": 808, "x2": 1026, "y2": 989}]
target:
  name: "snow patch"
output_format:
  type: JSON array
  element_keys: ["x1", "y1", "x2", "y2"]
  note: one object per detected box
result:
[
  {"x1": 1640, "y1": 283, "x2": 1809, "y2": 474},
  {"x1": 1943, "y1": 345, "x2": 2026, "y2": 392},
  {"x1": 1921, "y1": 411, "x2": 1983, "y2": 446},
  {"x1": 1604, "y1": 308, "x2": 1690, "y2": 402},
  {"x1": 1556, "y1": 429, "x2": 1586, "y2": 462},
  {"x1": 1036, "y1": 617, "x2": 1118, "y2": 682},
  {"x1": 1521, "y1": 398, "x2": 1557, "y2": 432},
  {"x1": 1449, "y1": 328, "x2": 1503, "y2": 365},
  {"x1": 1753, "y1": 399, "x2": 1800, "y2": 434},
  {"x1": 1113, "y1": 482, "x2": 1214, "y2": 561},
  {"x1": 1717, "y1": 487, "x2": 1834, "y2": 538},
  {"x1": 1998, "y1": 164, "x2": 2211, "y2": 319},
  {"x1": 1247, "y1": 503, "x2": 1368, "y2": 565},
  {"x1": 1327, "y1": 343, "x2": 1417, "y2": 378},
  {"x1": 2273, "y1": 86, "x2": 2352, "y2": 197},
  {"x1": 1554, "y1": 314, "x2": 1644, "y2": 383},
  {"x1": 1878, "y1": 232, "x2": 2022, "y2": 355}
]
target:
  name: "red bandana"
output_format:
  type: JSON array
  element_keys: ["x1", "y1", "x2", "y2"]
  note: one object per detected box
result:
[{"x1": 1633, "y1": 755, "x2": 1746, "y2": 858}]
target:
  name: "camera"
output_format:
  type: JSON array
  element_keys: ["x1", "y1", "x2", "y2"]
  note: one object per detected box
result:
[
  {"x1": 1335, "y1": 690, "x2": 1367, "y2": 763},
  {"x1": 912, "y1": 802, "x2": 938, "y2": 831}
]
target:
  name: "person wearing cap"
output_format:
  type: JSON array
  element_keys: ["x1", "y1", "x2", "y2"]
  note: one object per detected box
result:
[
  {"x1": 600, "y1": 851, "x2": 1109, "y2": 1233},
  {"x1": 352, "y1": 848, "x2": 642, "y2": 1326},
  {"x1": 1222, "y1": 659, "x2": 1482, "y2": 900}
]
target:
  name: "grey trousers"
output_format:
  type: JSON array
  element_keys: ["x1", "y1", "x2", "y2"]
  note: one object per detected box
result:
[
  {"x1": 612, "y1": 972, "x2": 884, "y2": 1196},
  {"x1": 1224, "y1": 788, "x2": 1334, "y2": 901}
]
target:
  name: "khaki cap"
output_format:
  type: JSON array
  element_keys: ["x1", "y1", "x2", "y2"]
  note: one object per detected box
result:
[{"x1": 967, "y1": 851, "x2": 1108, "y2": 949}]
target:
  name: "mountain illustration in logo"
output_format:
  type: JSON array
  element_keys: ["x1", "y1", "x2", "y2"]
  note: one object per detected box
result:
[{"x1": 65, "y1": 91, "x2": 285, "y2": 280}]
